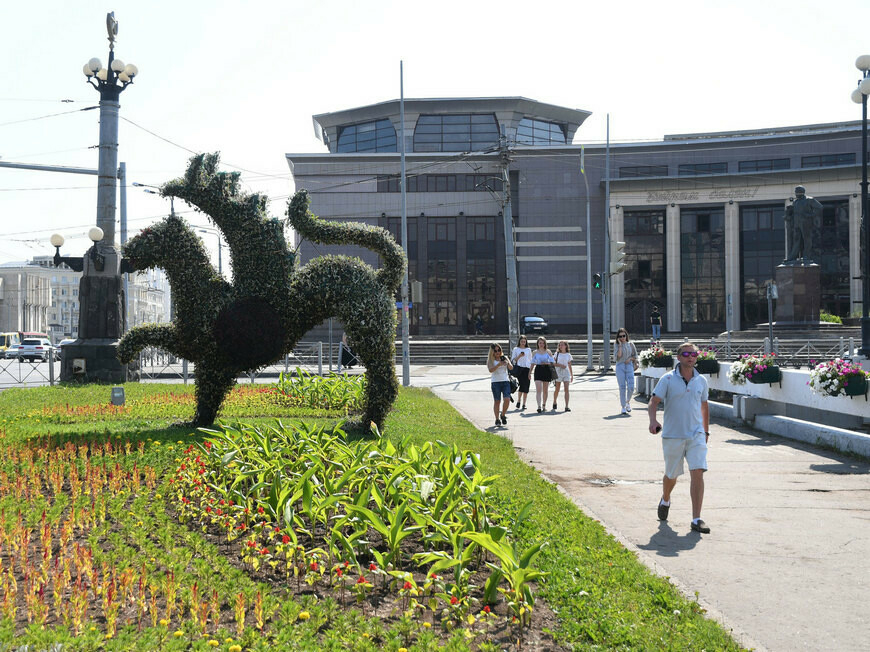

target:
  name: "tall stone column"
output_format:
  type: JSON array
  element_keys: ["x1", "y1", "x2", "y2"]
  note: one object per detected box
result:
[
  {"x1": 724, "y1": 201, "x2": 741, "y2": 332},
  {"x1": 665, "y1": 204, "x2": 681, "y2": 334}
]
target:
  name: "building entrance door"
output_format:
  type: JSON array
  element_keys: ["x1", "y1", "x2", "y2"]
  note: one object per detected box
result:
[{"x1": 625, "y1": 299, "x2": 663, "y2": 339}]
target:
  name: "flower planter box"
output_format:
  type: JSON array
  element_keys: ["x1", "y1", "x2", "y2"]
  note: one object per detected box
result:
[
  {"x1": 748, "y1": 366, "x2": 781, "y2": 385},
  {"x1": 844, "y1": 375, "x2": 868, "y2": 397},
  {"x1": 651, "y1": 356, "x2": 674, "y2": 369},
  {"x1": 695, "y1": 359, "x2": 719, "y2": 375}
]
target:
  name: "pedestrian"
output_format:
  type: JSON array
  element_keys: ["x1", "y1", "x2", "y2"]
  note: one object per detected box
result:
[
  {"x1": 510, "y1": 335, "x2": 532, "y2": 410},
  {"x1": 529, "y1": 337, "x2": 556, "y2": 413},
  {"x1": 340, "y1": 332, "x2": 355, "y2": 369},
  {"x1": 486, "y1": 342, "x2": 513, "y2": 427},
  {"x1": 650, "y1": 306, "x2": 662, "y2": 340},
  {"x1": 613, "y1": 328, "x2": 638, "y2": 414},
  {"x1": 552, "y1": 340, "x2": 573, "y2": 411},
  {"x1": 647, "y1": 342, "x2": 711, "y2": 534}
]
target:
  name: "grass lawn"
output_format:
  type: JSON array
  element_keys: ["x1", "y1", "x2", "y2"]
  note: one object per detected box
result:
[{"x1": 0, "y1": 382, "x2": 743, "y2": 651}]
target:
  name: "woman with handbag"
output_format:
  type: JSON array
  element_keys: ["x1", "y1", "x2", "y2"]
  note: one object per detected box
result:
[
  {"x1": 510, "y1": 335, "x2": 532, "y2": 410},
  {"x1": 613, "y1": 328, "x2": 638, "y2": 415},
  {"x1": 486, "y1": 343, "x2": 514, "y2": 427},
  {"x1": 552, "y1": 340, "x2": 574, "y2": 411},
  {"x1": 529, "y1": 337, "x2": 556, "y2": 413}
]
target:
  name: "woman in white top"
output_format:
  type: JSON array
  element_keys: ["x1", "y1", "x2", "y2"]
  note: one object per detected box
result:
[
  {"x1": 486, "y1": 342, "x2": 514, "y2": 427},
  {"x1": 552, "y1": 340, "x2": 574, "y2": 411},
  {"x1": 613, "y1": 327, "x2": 638, "y2": 414},
  {"x1": 510, "y1": 335, "x2": 532, "y2": 410},
  {"x1": 529, "y1": 337, "x2": 556, "y2": 413}
]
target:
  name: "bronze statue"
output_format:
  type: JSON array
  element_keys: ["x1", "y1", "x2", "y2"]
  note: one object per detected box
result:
[{"x1": 784, "y1": 185, "x2": 822, "y2": 263}]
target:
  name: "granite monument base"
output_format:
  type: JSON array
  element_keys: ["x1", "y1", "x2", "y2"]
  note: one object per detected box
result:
[
  {"x1": 775, "y1": 263, "x2": 820, "y2": 324},
  {"x1": 60, "y1": 339, "x2": 128, "y2": 383}
]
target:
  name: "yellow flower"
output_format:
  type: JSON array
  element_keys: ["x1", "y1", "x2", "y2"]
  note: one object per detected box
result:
[
  {"x1": 225, "y1": 638, "x2": 234, "y2": 644},
  {"x1": 173, "y1": 630, "x2": 184, "y2": 638},
  {"x1": 399, "y1": 648, "x2": 408, "y2": 652},
  {"x1": 423, "y1": 622, "x2": 431, "y2": 628},
  {"x1": 207, "y1": 641, "x2": 219, "y2": 648},
  {"x1": 362, "y1": 633, "x2": 369, "y2": 638},
  {"x1": 159, "y1": 619, "x2": 169, "y2": 627},
  {"x1": 229, "y1": 646, "x2": 242, "y2": 652},
  {"x1": 298, "y1": 611, "x2": 310, "y2": 620}
]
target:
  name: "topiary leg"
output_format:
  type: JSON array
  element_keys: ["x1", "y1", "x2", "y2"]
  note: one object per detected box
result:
[{"x1": 191, "y1": 358, "x2": 236, "y2": 427}]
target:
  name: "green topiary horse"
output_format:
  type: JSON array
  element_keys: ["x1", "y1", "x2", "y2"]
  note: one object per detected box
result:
[{"x1": 118, "y1": 153, "x2": 404, "y2": 428}]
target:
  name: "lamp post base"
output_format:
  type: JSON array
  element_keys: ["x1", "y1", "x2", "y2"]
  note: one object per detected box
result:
[{"x1": 59, "y1": 339, "x2": 130, "y2": 383}]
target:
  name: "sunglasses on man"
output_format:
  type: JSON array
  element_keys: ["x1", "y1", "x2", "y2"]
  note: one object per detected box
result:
[{"x1": 680, "y1": 351, "x2": 699, "y2": 358}]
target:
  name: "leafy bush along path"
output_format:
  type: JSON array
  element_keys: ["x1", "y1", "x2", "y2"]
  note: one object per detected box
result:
[{"x1": 0, "y1": 382, "x2": 742, "y2": 650}]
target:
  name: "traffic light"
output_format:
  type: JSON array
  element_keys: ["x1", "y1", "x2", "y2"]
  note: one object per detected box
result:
[
  {"x1": 610, "y1": 240, "x2": 627, "y2": 275},
  {"x1": 592, "y1": 273, "x2": 603, "y2": 292}
]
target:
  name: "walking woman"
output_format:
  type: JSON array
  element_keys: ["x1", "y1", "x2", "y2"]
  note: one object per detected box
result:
[
  {"x1": 486, "y1": 342, "x2": 513, "y2": 427},
  {"x1": 511, "y1": 335, "x2": 532, "y2": 410},
  {"x1": 613, "y1": 328, "x2": 638, "y2": 414},
  {"x1": 529, "y1": 337, "x2": 556, "y2": 413},
  {"x1": 552, "y1": 340, "x2": 574, "y2": 411}
]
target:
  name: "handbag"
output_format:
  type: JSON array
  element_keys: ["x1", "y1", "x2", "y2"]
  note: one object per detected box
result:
[{"x1": 509, "y1": 375, "x2": 519, "y2": 394}]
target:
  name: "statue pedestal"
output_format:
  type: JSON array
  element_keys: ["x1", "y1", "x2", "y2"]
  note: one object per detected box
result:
[{"x1": 775, "y1": 263, "x2": 820, "y2": 324}]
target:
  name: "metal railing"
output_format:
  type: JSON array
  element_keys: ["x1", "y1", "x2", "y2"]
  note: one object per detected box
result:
[{"x1": 0, "y1": 355, "x2": 57, "y2": 386}]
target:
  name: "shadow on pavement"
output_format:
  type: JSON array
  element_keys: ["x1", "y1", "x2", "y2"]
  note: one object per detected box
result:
[{"x1": 637, "y1": 521, "x2": 702, "y2": 557}]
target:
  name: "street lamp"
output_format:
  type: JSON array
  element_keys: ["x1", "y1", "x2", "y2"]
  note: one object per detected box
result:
[
  {"x1": 52, "y1": 13, "x2": 138, "y2": 382},
  {"x1": 198, "y1": 228, "x2": 223, "y2": 276},
  {"x1": 851, "y1": 55, "x2": 870, "y2": 358}
]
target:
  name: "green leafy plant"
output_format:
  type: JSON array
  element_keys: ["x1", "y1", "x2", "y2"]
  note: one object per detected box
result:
[
  {"x1": 727, "y1": 353, "x2": 778, "y2": 384},
  {"x1": 117, "y1": 152, "x2": 405, "y2": 429},
  {"x1": 820, "y1": 311, "x2": 842, "y2": 324}
]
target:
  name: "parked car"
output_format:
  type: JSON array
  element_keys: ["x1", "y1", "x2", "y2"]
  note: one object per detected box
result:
[
  {"x1": 16, "y1": 338, "x2": 54, "y2": 362},
  {"x1": 520, "y1": 315, "x2": 549, "y2": 335}
]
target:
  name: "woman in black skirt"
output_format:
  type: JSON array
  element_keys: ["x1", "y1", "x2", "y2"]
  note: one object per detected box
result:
[
  {"x1": 510, "y1": 335, "x2": 532, "y2": 409},
  {"x1": 529, "y1": 337, "x2": 556, "y2": 413}
]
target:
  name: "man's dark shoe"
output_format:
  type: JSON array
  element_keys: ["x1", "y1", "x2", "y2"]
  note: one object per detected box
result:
[
  {"x1": 501, "y1": 415, "x2": 507, "y2": 425},
  {"x1": 691, "y1": 519, "x2": 711, "y2": 534},
  {"x1": 657, "y1": 500, "x2": 669, "y2": 521}
]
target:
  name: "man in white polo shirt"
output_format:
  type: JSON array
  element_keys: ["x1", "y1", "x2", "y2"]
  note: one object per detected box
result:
[{"x1": 648, "y1": 341, "x2": 711, "y2": 534}]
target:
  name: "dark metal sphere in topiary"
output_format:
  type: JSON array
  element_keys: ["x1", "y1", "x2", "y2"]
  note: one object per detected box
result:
[{"x1": 117, "y1": 153, "x2": 405, "y2": 428}]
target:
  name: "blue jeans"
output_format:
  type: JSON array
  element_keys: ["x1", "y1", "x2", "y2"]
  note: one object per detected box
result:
[
  {"x1": 615, "y1": 361, "x2": 635, "y2": 406},
  {"x1": 652, "y1": 324, "x2": 661, "y2": 339}
]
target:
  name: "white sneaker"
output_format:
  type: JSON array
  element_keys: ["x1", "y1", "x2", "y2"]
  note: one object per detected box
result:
[
  {"x1": 625, "y1": 404, "x2": 632, "y2": 413},
  {"x1": 621, "y1": 406, "x2": 627, "y2": 415}
]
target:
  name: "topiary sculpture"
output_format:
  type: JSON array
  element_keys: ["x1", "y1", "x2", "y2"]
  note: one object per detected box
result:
[{"x1": 117, "y1": 152, "x2": 405, "y2": 428}]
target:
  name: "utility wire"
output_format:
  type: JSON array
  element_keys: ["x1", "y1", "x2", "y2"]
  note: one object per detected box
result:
[{"x1": 0, "y1": 106, "x2": 97, "y2": 128}]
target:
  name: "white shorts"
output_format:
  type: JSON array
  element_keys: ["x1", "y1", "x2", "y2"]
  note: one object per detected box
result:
[{"x1": 662, "y1": 432, "x2": 707, "y2": 479}]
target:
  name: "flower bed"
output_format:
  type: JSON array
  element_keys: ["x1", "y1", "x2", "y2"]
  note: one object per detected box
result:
[
  {"x1": 638, "y1": 344, "x2": 673, "y2": 369},
  {"x1": 808, "y1": 359, "x2": 869, "y2": 397},
  {"x1": 695, "y1": 348, "x2": 719, "y2": 374},
  {"x1": 728, "y1": 353, "x2": 780, "y2": 385}
]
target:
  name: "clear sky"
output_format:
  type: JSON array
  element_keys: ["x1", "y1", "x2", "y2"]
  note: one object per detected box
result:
[{"x1": 1, "y1": 0, "x2": 868, "y2": 267}]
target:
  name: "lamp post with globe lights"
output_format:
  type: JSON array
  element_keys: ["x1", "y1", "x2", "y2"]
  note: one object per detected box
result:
[
  {"x1": 52, "y1": 12, "x2": 139, "y2": 382},
  {"x1": 852, "y1": 55, "x2": 870, "y2": 358}
]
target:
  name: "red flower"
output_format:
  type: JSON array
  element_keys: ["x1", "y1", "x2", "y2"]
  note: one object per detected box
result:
[
  {"x1": 219, "y1": 499, "x2": 225, "y2": 506},
  {"x1": 483, "y1": 605, "x2": 491, "y2": 613},
  {"x1": 450, "y1": 596, "x2": 458, "y2": 605},
  {"x1": 336, "y1": 568, "x2": 343, "y2": 577},
  {"x1": 204, "y1": 441, "x2": 212, "y2": 449},
  {"x1": 403, "y1": 581, "x2": 412, "y2": 590},
  {"x1": 260, "y1": 547, "x2": 268, "y2": 555},
  {"x1": 281, "y1": 535, "x2": 290, "y2": 544},
  {"x1": 356, "y1": 576, "x2": 366, "y2": 585},
  {"x1": 310, "y1": 561, "x2": 318, "y2": 571},
  {"x1": 369, "y1": 562, "x2": 377, "y2": 571},
  {"x1": 246, "y1": 540, "x2": 255, "y2": 548},
  {"x1": 257, "y1": 506, "x2": 264, "y2": 514},
  {"x1": 429, "y1": 573, "x2": 438, "y2": 579}
]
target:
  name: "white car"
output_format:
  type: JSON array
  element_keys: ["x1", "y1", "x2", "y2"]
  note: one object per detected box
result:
[
  {"x1": 16, "y1": 338, "x2": 53, "y2": 362},
  {"x1": 4, "y1": 344, "x2": 20, "y2": 360}
]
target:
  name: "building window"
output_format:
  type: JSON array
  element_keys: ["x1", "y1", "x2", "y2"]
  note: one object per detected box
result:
[
  {"x1": 377, "y1": 173, "x2": 502, "y2": 193},
  {"x1": 738, "y1": 158, "x2": 790, "y2": 172},
  {"x1": 740, "y1": 204, "x2": 785, "y2": 325},
  {"x1": 336, "y1": 119, "x2": 397, "y2": 153},
  {"x1": 413, "y1": 114, "x2": 499, "y2": 153},
  {"x1": 427, "y1": 218, "x2": 456, "y2": 242},
  {"x1": 623, "y1": 210, "x2": 666, "y2": 336},
  {"x1": 677, "y1": 162, "x2": 728, "y2": 176},
  {"x1": 516, "y1": 118, "x2": 567, "y2": 146},
  {"x1": 801, "y1": 153, "x2": 856, "y2": 168},
  {"x1": 680, "y1": 207, "x2": 725, "y2": 330},
  {"x1": 427, "y1": 259, "x2": 457, "y2": 326},
  {"x1": 818, "y1": 200, "x2": 850, "y2": 317},
  {"x1": 619, "y1": 165, "x2": 668, "y2": 178}
]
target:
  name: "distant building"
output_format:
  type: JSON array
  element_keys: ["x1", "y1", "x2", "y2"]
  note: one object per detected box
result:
[
  {"x1": 0, "y1": 257, "x2": 171, "y2": 342},
  {"x1": 286, "y1": 97, "x2": 865, "y2": 337}
]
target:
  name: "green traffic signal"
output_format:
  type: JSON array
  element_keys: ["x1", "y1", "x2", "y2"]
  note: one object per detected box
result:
[{"x1": 592, "y1": 273, "x2": 602, "y2": 290}]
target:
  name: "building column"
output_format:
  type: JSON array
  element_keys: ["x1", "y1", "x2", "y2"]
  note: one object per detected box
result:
[
  {"x1": 849, "y1": 193, "x2": 862, "y2": 316},
  {"x1": 665, "y1": 204, "x2": 681, "y2": 333},
  {"x1": 610, "y1": 204, "x2": 624, "y2": 330},
  {"x1": 724, "y1": 201, "x2": 741, "y2": 332}
]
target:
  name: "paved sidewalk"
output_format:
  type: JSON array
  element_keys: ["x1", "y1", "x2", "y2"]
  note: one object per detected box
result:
[{"x1": 408, "y1": 364, "x2": 870, "y2": 652}]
